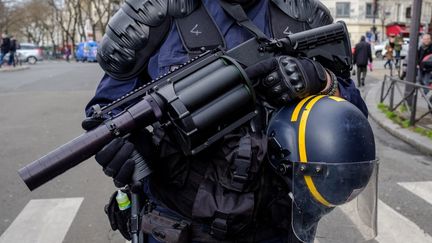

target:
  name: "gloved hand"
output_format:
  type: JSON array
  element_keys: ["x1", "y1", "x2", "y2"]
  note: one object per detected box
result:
[
  {"x1": 246, "y1": 56, "x2": 328, "y2": 106},
  {"x1": 96, "y1": 137, "x2": 136, "y2": 187},
  {"x1": 105, "y1": 190, "x2": 132, "y2": 240},
  {"x1": 95, "y1": 129, "x2": 155, "y2": 187}
]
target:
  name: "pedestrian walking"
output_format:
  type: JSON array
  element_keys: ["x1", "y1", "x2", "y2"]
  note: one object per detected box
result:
[
  {"x1": 394, "y1": 33, "x2": 404, "y2": 67},
  {"x1": 353, "y1": 36, "x2": 372, "y2": 87},
  {"x1": 64, "y1": 46, "x2": 71, "y2": 62},
  {"x1": 8, "y1": 37, "x2": 17, "y2": 67},
  {"x1": 0, "y1": 33, "x2": 11, "y2": 68},
  {"x1": 384, "y1": 37, "x2": 395, "y2": 76}
]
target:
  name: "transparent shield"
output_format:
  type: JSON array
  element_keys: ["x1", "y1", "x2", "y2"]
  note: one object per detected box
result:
[{"x1": 291, "y1": 160, "x2": 379, "y2": 243}]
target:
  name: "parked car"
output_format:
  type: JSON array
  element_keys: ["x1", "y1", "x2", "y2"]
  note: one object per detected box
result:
[
  {"x1": 16, "y1": 43, "x2": 44, "y2": 64},
  {"x1": 373, "y1": 42, "x2": 385, "y2": 59}
]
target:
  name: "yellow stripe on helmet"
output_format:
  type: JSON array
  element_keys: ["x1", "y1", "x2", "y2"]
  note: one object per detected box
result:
[
  {"x1": 291, "y1": 96, "x2": 316, "y2": 122},
  {"x1": 298, "y1": 95, "x2": 334, "y2": 207},
  {"x1": 328, "y1": 96, "x2": 346, "y2": 102}
]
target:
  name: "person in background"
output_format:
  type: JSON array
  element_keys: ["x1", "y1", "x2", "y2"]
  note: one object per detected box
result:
[
  {"x1": 384, "y1": 36, "x2": 395, "y2": 75},
  {"x1": 417, "y1": 33, "x2": 432, "y2": 98},
  {"x1": 394, "y1": 33, "x2": 404, "y2": 67},
  {"x1": 64, "y1": 46, "x2": 71, "y2": 62},
  {"x1": 0, "y1": 33, "x2": 11, "y2": 68},
  {"x1": 8, "y1": 37, "x2": 17, "y2": 67},
  {"x1": 353, "y1": 36, "x2": 372, "y2": 87}
]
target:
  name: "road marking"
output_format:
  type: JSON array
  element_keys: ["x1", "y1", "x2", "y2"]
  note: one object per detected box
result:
[
  {"x1": 339, "y1": 199, "x2": 377, "y2": 240},
  {"x1": 0, "y1": 198, "x2": 83, "y2": 243},
  {"x1": 398, "y1": 181, "x2": 432, "y2": 205},
  {"x1": 339, "y1": 197, "x2": 432, "y2": 243},
  {"x1": 375, "y1": 200, "x2": 432, "y2": 243}
]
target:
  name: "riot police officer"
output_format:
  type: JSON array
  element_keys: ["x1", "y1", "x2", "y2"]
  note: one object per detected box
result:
[{"x1": 85, "y1": 0, "x2": 370, "y2": 242}]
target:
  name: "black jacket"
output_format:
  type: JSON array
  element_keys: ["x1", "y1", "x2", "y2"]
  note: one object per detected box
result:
[
  {"x1": 354, "y1": 41, "x2": 372, "y2": 66},
  {"x1": 10, "y1": 40, "x2": 17, "y2": 52},
  {"x1": 417, "y1": 44, "x2": 432, "y2": 70},
  {"x1": 1, "y1": 37, "x2": 11, "y2": 54}
]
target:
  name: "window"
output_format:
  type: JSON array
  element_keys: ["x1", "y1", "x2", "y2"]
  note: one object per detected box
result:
[
  {"x1": 336, "y1": 2, "x2": 350, "y2": 18},
  {"x1": 406, "y1": 7, "x2": 412, "y2": 19},
  {"x1": 366, "y1": 3, "x2": 375, "y2": 18}
]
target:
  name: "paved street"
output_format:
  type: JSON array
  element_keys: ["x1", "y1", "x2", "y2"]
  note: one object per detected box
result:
[
  {"x1": 0, "y1": 62, "x2": 126, "y2": 243},
  {"x1": 0, "y1": 61, "x2": 431, "y2": 243}
]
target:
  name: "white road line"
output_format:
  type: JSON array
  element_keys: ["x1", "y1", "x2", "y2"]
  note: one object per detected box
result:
[
  {"x1": 398, "y1": 181, "x2": 432, "y2": 206},
  {"x1": 375, "y1": 200, "x2": 432, "y2": 243},
  {"x1": 339, "y1": 197, "x2": 432, "y2": 243},
  {"x1": 339, "y1": 199, "x2": 377, "y2": 240},
  {"x1": 0, "y1": 197, "x2": 83, "y2": 243}
]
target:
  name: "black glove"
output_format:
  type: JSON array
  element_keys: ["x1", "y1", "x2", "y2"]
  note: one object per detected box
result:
[
  {"x1": 96, "y1": 137, "x2": 136, "y2": 187},
  {"x1": 95, "y1": 129, "x2": 155, "y2": 187},
  {"x1": 105, "y1": 190, "x2": 132, "y2": 240},
  {"x1": 246, "y1": 56, "x2": 328, "y2": 106}
]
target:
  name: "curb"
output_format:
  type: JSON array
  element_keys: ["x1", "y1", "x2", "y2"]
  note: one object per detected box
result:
[
  {"x1": 364, "y1": 82, "x2": 432, "y2": 156},
  {"x1": 0, "y1": 66, "x2": 30, "y2": 73}
]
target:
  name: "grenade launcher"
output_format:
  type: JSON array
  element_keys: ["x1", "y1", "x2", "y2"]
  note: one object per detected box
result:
[{"x1": 19, "y1": 21, "x2": 352, "y2": 191}]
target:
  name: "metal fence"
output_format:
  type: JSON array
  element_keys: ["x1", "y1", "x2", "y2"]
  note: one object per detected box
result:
[{"x1": 380, "y1": 75, "x2": 432, "y2": 126}]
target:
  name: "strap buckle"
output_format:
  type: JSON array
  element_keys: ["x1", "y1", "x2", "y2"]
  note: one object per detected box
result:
[
  {"x1": 210, "y1": 215, "x2": 228, "y2": 239},
  {"x1": 232, "y1": 156, "x2": 250, "y2": 183}
]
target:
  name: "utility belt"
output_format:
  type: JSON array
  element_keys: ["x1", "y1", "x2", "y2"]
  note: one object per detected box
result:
[
  {"x1": 141, "y1": 205, "x2": 190, "y2": 243},
  {"x1": 141, "y1": 203, "x2": 285, "y2": 243}
]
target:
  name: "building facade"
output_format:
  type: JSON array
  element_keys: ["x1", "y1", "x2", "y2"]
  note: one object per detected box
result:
[{"x1": 321, "y1": 0, "x2": 432, "y2": 44}]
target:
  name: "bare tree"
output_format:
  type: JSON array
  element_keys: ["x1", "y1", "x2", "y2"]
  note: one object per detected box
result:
[
  {"x1": 92, "y1": 0, "x2": 122, "y2": 36},
  {"x1": 77, "y1": 0, "x2": 87, "y2": 42},
  {"x1": 48, "y1": 0, "x2": 80, "y2": 51},
  {"x1": 0, "y1": 1, "x2": 27, "y2": 36},
  {"x1": 18, "y1": 0, "x2": 50, "y2": 45},
  {"x1": 1, "y1": 0, "x2": 123, "y2": 50}
]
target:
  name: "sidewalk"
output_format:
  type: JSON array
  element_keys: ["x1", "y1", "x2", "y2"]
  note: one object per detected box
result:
[
  {"x1": 363, "y1": 65, "x2": 432, "y2": 156},
  {"x1": 0, "y1": 65, "x2": 30, "y2": 73}
]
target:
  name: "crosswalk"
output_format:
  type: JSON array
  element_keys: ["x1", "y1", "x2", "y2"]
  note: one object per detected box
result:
[
  {"x1": 375, "y1": 200, "x2": 432, "y2": 243},
  {"x1": 1, "y1": 182, "x2": 431, "y2": 243},
  {"x1": 0, "y1": 198, "x2": 83, "y2": 243}
]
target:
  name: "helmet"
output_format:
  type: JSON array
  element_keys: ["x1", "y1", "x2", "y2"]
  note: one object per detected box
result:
[{"x1": 267, "y1": 95, "x2": 378, "y2": 242}]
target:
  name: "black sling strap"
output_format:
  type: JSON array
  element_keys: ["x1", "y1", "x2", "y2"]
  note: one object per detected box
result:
[
  {"x1": 175, "y1": 2, "x2": 226, "y2": 57},
  {"x1": 218, "y1": 0, "x2": 270, "y2": 42}
]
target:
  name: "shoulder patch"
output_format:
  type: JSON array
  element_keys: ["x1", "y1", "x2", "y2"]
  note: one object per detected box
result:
[
  {"x1": 168, "y1": 0, "x2": 200, "y2": 18},
  {"x1": 270, "y1": 0, "x2": 333, "y2": 27}
]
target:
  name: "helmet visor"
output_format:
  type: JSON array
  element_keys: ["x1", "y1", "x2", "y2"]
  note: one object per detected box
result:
[{"x1": 290, "y1": 160, "x2": 379, "y2": 243}]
